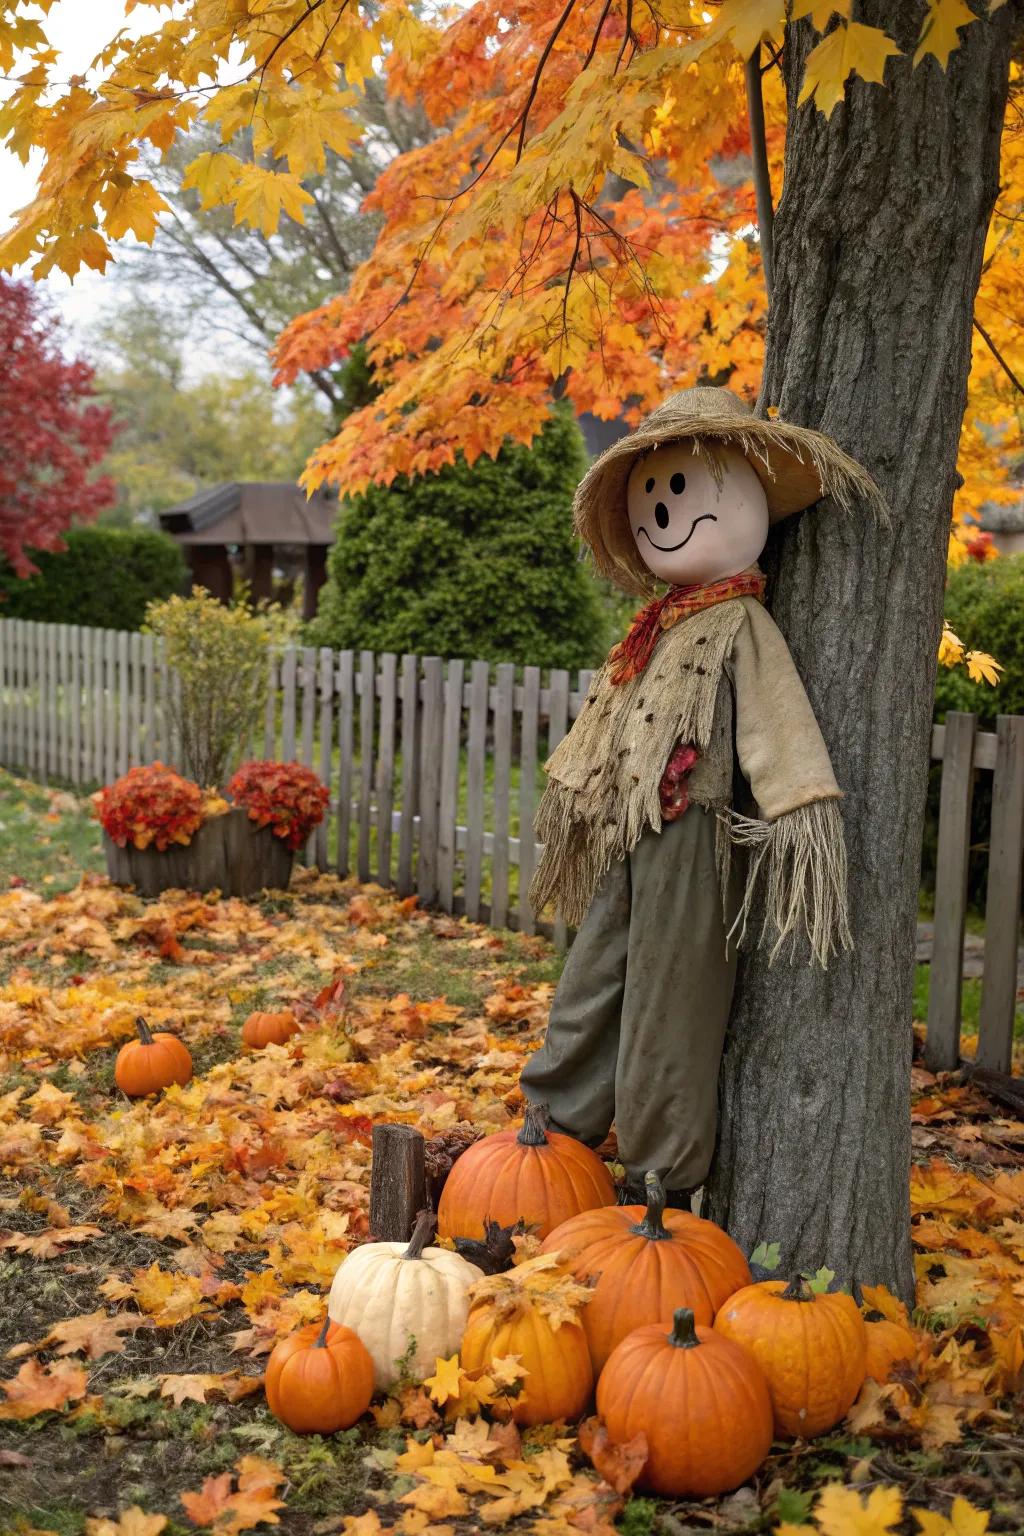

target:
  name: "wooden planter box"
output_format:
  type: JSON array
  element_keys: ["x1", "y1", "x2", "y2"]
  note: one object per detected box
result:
[{"x1": 103, "y1": 807, "x2": 294, "y2": 899}]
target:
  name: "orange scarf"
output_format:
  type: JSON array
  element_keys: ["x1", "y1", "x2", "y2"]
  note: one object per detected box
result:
[{"x1": 608, "y1": 567, "x2": 766, "y2": 686}]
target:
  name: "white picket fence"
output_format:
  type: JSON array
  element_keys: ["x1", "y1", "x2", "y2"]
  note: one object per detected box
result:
[{"x1": 0, "y1": 619, "x2": 592, "y2": 937}]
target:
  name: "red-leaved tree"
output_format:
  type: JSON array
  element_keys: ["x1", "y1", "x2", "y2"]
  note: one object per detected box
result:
[{"x1": 0, "y1": 277, "x2": 115, "y2": 576}]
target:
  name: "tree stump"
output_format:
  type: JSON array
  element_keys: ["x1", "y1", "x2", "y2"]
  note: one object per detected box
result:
[{"x1": 369, "y1": 1124, "x2": 426, "y2": 1242}]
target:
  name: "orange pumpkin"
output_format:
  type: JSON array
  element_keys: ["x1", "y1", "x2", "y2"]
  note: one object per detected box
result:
[
  {"x1": 714, "y1": 1275, "x2": 867, "y2": 1438},
  {"x1": 864, "y1": 1313, "x2": 917, "y2": 1382},
  {"x1": 114, "y1": 1017, "x2": 193, "y2": 1097},
  {"x1": 541, "y1": 1171, "x2": 750, "y2": 1371},
  {"x1": 242, "y1": 1009, "x2": 299, "y2": 1049},
  {"x1": 461, "y1": 1292, "x2": 593, "y2": 1426},
  {"x1": 437, "y1": 1101, "x2": 615, "y2": 1241},
  {"x1": 264, "y1": 1317, "x2": 374, "y2": 1434},
  {"x1": 596, "y1": 1308, "x2": 774, "y2": 1497}
]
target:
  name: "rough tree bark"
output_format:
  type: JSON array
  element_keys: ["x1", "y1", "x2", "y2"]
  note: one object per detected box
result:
[{"x1": 704, "y1": 1, "x2": 1021, "y2": 1302}]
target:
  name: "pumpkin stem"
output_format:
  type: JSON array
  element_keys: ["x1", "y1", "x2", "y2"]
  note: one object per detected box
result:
[
  {"x1": 782, "y1": 1274, "x2": 816, "y2": 1303},
  {"x1": 403, "y1": 1208, "x2": 437, "y2": 1260},
  {"x1": 517, "y1": 1100, "x2": 549, "y2": 1147},
  {"x1": 629, "y1": 1171, "x2": 672, "y2": 1241},
  {"x1": 668, "y1": 1308, "x2": 700, "y2": 1349},
  {"x1": 314, "y1": 1316, "x2": 332, "y2": 1348},
  {"x1": 135, "y1": 1016, "x2": 154, "y2": 1046}
]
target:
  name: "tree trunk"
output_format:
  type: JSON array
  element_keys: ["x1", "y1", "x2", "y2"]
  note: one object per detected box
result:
[{"x1": 704, "y1": 1, "x2": 1020, "y2": 1302}]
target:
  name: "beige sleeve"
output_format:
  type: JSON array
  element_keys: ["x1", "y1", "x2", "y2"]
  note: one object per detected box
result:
[{"x1": 727, "y1": 598, "x2": 841, "y2": 821}]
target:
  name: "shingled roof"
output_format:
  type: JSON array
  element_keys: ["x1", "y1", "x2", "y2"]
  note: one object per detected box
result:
[{"x1": 159, "y1": 483, "x2": 335, "y2": 546}]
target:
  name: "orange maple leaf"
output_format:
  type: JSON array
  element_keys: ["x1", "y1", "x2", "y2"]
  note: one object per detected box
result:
[
  {"x1": 0, "y1": 1357, "x2": 88, "y2": 1419},
  {"x1": 180, "y1": 1456, "x2": 286, "y2": 1534},
  {"x1": 578, "y1": 1417, "x2": 648, "y2": 1496}
]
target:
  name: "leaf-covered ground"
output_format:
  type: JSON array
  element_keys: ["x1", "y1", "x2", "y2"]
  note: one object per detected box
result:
[{"x1": 0, "y1": 775, "x2": 1021, "y2": 1536}]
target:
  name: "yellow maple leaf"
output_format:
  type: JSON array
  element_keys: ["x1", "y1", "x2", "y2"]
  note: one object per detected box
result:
[
  {"x1": 340, "y1": 1516, "x2": 386, "y2": 1536},
  {"x1": 181, "y1": 151, "x2": 243, "y2": 212},
  {"x1": 131, "y1": 1265, "x2": 207, "y2": 1327},
  {"x1": 231, "y1": 165, "x2": 314, "y2": 237},
  {"x1": 100, "y1": 178, "x2": 169, "y2": 243},
  {"x1": 938, "y1": 623, "x2": 965, "y2": 668},
  {"x1": 271, "y1": 96, "x2": 362, "y2": 179},
  {"x1": 424, "y1": 1354, "x2": 463, "y2": 1406},
  {"x1": 965, "y1": 650, "x2": 1003, "y2": 687},
  {"x1": 790, "y1": 0, "x2": 851, "y2": 25},
  {"x1": 488, "y1": 1354, "x2": 528, "y2": 1390},
  {"x1": 912, "y1": 0, "x2": 978, "y2": 71},
  {"x1": 85, "y1": 1510, "x2": 168, "y2": 1536},
  {"x1": 861, "y1": 1283, "x2": 911, "y2": 1330},
  {"x1": 798, "y1": 20, "x2": 902, "y2": 117},
  {"x1": 913, "y1": 1499, "x2": 989, "y2": 1536},
  {"x1": 700, "y1": 0, "x2": 787, "y2": 59},
  {"x1": 815, "y1": 1484, "x2": 904, "y2": 1536}
]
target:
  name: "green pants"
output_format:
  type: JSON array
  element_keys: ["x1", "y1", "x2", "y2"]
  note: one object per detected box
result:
[{"x1": 521, "y1": 807, "x2": 739, "y2": 1192}]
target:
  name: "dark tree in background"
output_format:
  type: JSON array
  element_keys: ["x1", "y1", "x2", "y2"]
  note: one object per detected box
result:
[
  {"x1": 705, "y1": 2, "x2": 1022, "y2": 1302},
  {"x1": 0, "y1": 278, "x2": 115, "y2": 576}
]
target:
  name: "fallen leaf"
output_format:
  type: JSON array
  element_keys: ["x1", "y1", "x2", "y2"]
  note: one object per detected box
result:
[
  {"x1": 85, "y1": 1510, "x2": 169, "y2": 1536},
  {"x1": 578, "y1": 1418, "x2": 648, "y2": 1495},
  {"x1": 0, "y1": 1358, "x2": 88, "y2": 1420},
  {"x1": 0, "y1": 1224, "x2": 102, "y2": 1259}
]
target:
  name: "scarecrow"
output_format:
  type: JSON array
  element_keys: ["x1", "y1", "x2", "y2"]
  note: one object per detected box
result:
[{"x1": 521, "y1": 386, "x2": 883, "y2": 1207}]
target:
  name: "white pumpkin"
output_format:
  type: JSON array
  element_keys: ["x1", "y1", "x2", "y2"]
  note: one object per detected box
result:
[{"x1": 328, "y1": 1210, "x2": 483, "y2": 1390}]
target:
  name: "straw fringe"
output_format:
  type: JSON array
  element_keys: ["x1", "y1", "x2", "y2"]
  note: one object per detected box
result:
[
  {"x1": 528, "y1": 600, "x2": 744, "y2": 927},
  {"x1": 725, "y1": 799, "x2": 852, "y2": 969}
]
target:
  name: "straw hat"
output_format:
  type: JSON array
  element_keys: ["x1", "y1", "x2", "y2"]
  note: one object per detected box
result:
[{"x1": 575, "y1": 385, "x2": 884, "y2": 596}]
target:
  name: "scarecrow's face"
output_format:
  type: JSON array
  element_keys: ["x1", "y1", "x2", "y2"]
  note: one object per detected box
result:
[{"x1": 626, "y1": 441, "x2": 769, "y2": 586}]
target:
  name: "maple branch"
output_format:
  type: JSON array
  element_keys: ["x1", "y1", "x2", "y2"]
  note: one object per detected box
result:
[
  {"x1": 562, "y1": 190, "x2": 585, "y2": 338},
  {"x1": 973, "y1": 317, "x2": 1024, "y2": 396},
  {"x1": 615, "y1": 0, "x2": 634, "y2": 73},
  {"x1": 761, "y1": 40, "x2": 783, "y2": 74},
  {"x1": 744, "y1": 44, "x2": 774, "y2": 301},
  {"x1": 582, "y1": 0, "x2": 614, "y2": 71},
  {"x1": 516, "y1": 0, "x2": 578, "y2": 163}
]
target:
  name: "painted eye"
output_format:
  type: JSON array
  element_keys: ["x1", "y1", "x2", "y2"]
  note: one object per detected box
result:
[
  {"x1": 654, "y1": 502, "x2": 670, "y2": 529},
  {"x1": 670, "y1": 472, "x2": 686, "y2": 495},
  {"x1": 645, "y1": 477, "x2": 655, "y2": 494}
]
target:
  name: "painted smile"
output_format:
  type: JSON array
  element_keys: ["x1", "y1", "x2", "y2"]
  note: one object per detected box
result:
[{"x1": 637, "y1": 513, "x2": 718, "y2": 552}]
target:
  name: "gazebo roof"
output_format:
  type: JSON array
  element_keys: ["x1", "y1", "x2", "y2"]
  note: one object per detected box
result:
[
  {"x1": 973, "y1": 500, "x2": 1024, "y2": 535},
  {"x1": 159, "y1": 482, "x2": 335, "y2": 546}
]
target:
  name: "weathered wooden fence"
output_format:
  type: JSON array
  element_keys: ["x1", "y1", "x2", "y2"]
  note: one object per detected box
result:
[
  {"x1": 0, "y1": 619, "x2": 591, "y2": 941},
  {"x1": 0, "y1": 622, "x2": 1020, "y2": 1076},
  {"x1": 927, "y1": 712, "x2": 1024, "y2": 1078}
]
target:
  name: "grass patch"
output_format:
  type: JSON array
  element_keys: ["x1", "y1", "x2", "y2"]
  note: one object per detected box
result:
[{"x1": 0, "y1": 773, "x2": 104, "y2": 893}]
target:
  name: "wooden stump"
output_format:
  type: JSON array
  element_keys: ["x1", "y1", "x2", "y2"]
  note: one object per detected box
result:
[
  {"x1": 369, "y1": 1124, "x2": 426, "y2": 1242},
  {"x1": 103, "y1": 807, "x2": 294, "y2": 899}
]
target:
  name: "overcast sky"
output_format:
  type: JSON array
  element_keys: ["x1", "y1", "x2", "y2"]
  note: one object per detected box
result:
[{"x1": 0, "y1": 1, "x2": 158, "y2": 339}]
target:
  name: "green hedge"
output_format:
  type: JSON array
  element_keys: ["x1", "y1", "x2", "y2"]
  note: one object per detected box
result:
[
  {"x1": 307, "y1": 403, "x2": 612, "y2": 670},
  {"x1": 0, "y1": 526, "x2": 186, "y2": 631},
  {"x1": 935, "y1": 554, "x2": 1024, "y2": 727},
  {"x1": 923, "y1": 554, "x2": 1024, "y2": 911}
]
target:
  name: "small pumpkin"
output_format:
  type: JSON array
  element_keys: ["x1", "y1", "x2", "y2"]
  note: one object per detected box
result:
[
  {"x1": 864, "y1": 1312, "x2": 917, "y2": 1382},
  {"x1": 541, "y1": 1171, "x2": 751, "y2": 1371},
  {"x1": 460, "y1": 1255, "x2": 594, "y2": 1426},
  {"x1": 114, "y1": 1016, "x2": 192, "y2": 1097},
  {"x1": 437, "y1": 1101, "x2": 615, "y2": 1241},
  {"x1": 265, "y1": 1316, "x2": 374, "y2": 1434},
  {"x1": 596, "y1": 1307, "x2": 774, "y2": 1497},
  {"x1": 242, "y1": 1009, "x2": 299, "y2": 1050},
  {"x1": 328, "y1": 1210, "x2": 483, "y2": 1390},
  {"x1": 714, "y1": 1274, "x2": 867, "y2": 1438}
]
